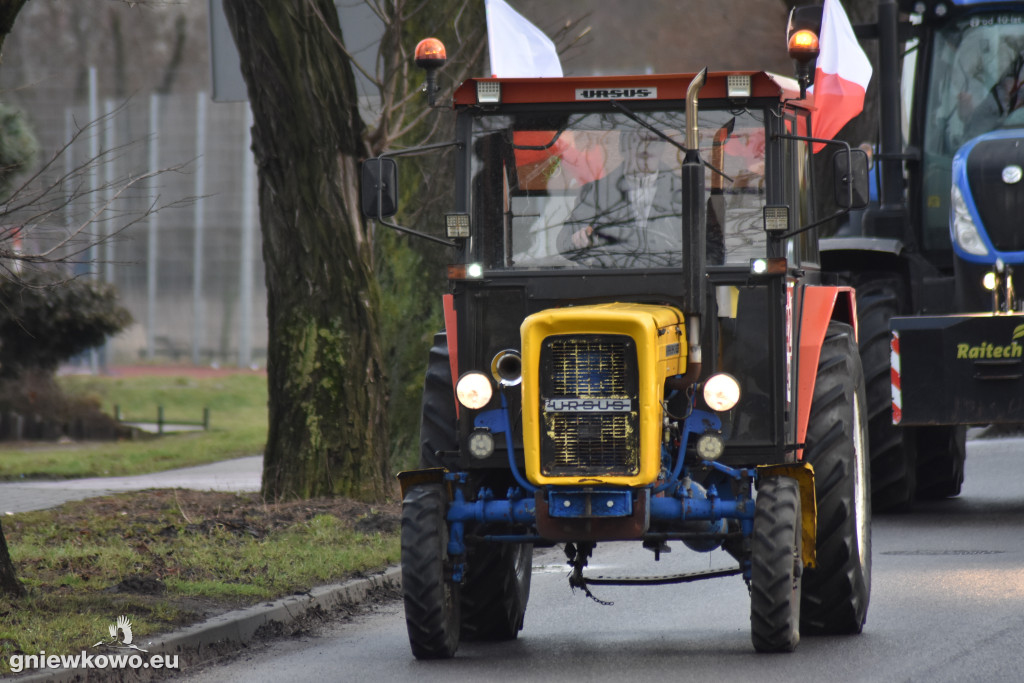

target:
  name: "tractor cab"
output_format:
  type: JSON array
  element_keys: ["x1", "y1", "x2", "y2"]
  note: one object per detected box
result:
[{"x1": 916, "y1": 3, "x2": 1024, "y2": 311}]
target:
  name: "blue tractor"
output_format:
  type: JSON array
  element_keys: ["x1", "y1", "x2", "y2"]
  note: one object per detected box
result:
[{"x1": 794, "y1": 0, "x2": 1024, "y2": 510}]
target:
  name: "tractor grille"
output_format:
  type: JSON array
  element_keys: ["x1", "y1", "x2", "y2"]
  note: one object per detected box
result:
[
  {"x1": 968, "y1": 139, "x2": 1024, "y2": 253},
  {"x1": 540, "y1": 335, "x2": 639, "y2": 476}
]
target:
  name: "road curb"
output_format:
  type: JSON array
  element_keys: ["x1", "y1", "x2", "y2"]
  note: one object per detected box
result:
[{"x1": 14, "y1": 566, "x2": 402, "y2": 682}]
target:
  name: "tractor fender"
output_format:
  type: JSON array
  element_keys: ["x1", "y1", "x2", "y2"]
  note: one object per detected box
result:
[
  {"x1": 819, "y1": 237, "x2": 907, "y2": 280},
  {"x1": 443, "y1": 293, "x2": 460, "y2": 418},
  {"x1": 756, "y1": 462, "x2": 817, "y2": 568},
  {"x1": 795, "y1": 285, "x2": 857, "y2": 460},
  {"x1": 819, "y1": 236, "x2": 904, "y2": 258},
  {"x1": 397, "y1": 467, "x2": 451, "y2": 500}
]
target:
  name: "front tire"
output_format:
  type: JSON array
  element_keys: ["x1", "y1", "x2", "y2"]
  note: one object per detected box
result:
[
  {"x1": 401, "y1": 483, "x2": 460, "y2": 659},
  {"x1": 417, "y1": 333, "x2": 534, "y2": 639},
  {"x1": 750, "y1": 476, "x2": 802, "y2": 653},
  {"x1": 461, "y1": 542, "x2": 533, "y2": 641},
  {"x1": 800, "y1": 321, "x2": 871, "y2": 635}
]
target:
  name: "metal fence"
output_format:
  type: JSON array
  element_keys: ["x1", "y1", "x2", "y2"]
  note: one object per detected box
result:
[{"x1": 7, "y1": 67, "x2": 266, "y2": 369}]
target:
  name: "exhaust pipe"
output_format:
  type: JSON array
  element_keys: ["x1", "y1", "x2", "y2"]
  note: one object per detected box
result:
[
  {"x1": 683, "y1": 68, "x2": 709, "y2": 330},
  {"x1": 686, "y1": 67, "x2": 708, "y2": 151}
]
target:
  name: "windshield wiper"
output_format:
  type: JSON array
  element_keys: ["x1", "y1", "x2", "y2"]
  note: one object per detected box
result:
[{"x1": 609, "y1": 99, "x2": 733, "y2": 184}]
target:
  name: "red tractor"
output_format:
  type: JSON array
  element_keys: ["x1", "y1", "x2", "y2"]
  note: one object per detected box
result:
[{"x1": 364, "y1": 44, "x2": 872, "y2": 656}]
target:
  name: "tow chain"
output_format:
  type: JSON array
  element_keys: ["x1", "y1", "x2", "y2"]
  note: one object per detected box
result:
[{"x1": 565, "y1": 542, "x2": 614, "y2": 606}]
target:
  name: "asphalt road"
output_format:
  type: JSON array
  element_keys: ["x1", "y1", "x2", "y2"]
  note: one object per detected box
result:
[{"x1": 179, "y1": 434, "x2": 1024, "y2": 683}]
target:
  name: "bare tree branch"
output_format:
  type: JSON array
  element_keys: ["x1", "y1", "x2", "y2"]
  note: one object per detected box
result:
[
  {"x1": 0, "y1": 101, "x2": 196, "y2": 279},
  {"x1": 306, "y1": 0, "x2": 382, "y2": 88}
]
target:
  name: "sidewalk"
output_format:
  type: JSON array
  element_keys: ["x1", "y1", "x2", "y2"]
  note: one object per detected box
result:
[{"x1": 1, "y1": 456, "x2": 262, "y2": 514}]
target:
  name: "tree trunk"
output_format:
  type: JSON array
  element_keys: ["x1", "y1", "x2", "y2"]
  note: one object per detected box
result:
[
  {"x1": 0, "y1": 0, "x2": 30, "y2": 60},
  {"x1": 0, "y1": 519, "x2": 25, "y2": 597},
  {"x1": 223, "y1": 0, "x2": 392, "y2": 502}
]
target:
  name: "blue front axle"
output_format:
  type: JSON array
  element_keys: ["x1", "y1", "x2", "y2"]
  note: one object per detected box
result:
[{"x1": 442, "y1": 391, "x2": 757, "y2": 580}]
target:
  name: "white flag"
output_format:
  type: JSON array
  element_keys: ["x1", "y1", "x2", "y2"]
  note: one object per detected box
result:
[{"x1": 485, "y1": 0, "x2": 563, "y2": 77}]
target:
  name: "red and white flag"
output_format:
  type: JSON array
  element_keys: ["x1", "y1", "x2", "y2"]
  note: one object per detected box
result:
[
  {"x1": 810, "y1": 0, "x2": 872, "y2": 152},
  {"x1": 485, "y1": 0, "x2": 562, "y2": 78}
]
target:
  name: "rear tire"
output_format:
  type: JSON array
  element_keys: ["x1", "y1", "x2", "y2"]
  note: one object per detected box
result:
[
  {"x1": 420, "y1": 332, "x2": 457, "y2": 469},
  {"x1": 401, "y1": 484, "x2": 460, "y2": 659},
  {"x1": 800, "y1": 321, "x2": 872, "y2": 635},
  {"x1": 461, "y1": 542, "x2": 533, "y2": 640},
  {"x1": 854, "y1": 277, "x2": 916, "y2": 511},
  {"x1": 750, "y1": 476, "x2": 802, "y2": 653},
  {"x1": 915, "y1": 425, "x2": 966, "y2": 500}
]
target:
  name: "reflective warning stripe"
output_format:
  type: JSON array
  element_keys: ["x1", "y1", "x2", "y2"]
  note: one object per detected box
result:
[{"x1": 890, "y1": 331, "x2": 902, "y2": 425}]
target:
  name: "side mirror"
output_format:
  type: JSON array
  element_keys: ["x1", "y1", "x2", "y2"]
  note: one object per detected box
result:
[
  {"x1": 361, "y1": 158, "x2": 398, "y2": 219},
  {"x1": 833, "y1": 148, "x2": 870, "y2": 210}
]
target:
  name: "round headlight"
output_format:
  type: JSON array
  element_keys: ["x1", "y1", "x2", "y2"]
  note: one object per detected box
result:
[
  {"x1": 456, "y1": 372, "x2": 493, "y2": 410},
  {"x1": 703, "y1": 373, "x2": 741, "y2": 412},
  {"x1": 468, "y1": 429, "x2": 495, "y2": 459},
  {"x1": 697, "y1": 434, "x2": 725, "y2": 461},
  {"x1": 983, "y1": 272, "x2": 998, "y2": 291}
]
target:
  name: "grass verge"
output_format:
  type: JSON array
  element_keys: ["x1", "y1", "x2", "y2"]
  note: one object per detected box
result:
[
  {"x1": 0, "y1": 489, "x2": 400, "y2": 675},
  {"x1": 0, "y1": 374, "x2": 268, "y2": 480}
]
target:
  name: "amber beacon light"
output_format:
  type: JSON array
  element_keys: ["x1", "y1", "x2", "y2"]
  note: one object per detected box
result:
[
  {"x1": 415, "y1": 38, "x2": 448, "y2": 107},
  {"x1": 788, "y1": 29, "x2": 820, "y2": 98},
  {"x1": 788, "y1": 29, "x2": 820, "y2": 58},
  {"x1": 414, "y1": 38, "x2": 447, "y2": 69}
]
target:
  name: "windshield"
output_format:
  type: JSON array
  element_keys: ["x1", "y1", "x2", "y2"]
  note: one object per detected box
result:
[
  {"x1": 926, "y1": 13, "x2": 1024, "y2": 154},
  {"x1": 469, "y1": 109, "x2": 767, "y2": 270},
  {"x1": 921, "y1": 13, "x2": 1024, "y2": 250}
]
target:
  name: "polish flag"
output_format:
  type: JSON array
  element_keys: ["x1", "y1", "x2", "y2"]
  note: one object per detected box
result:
[
  {"x1": 485, "y1": 0, "x2": 562, "y2": 78},
  {"x1": 810, "y1": 0, "x2": 872, "y2": 152}
]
